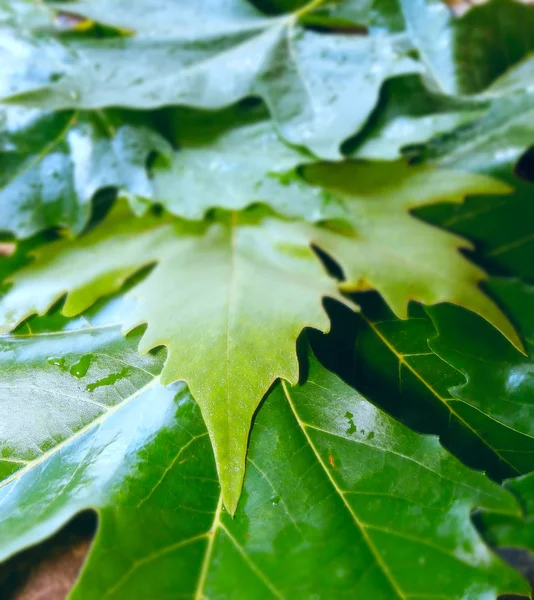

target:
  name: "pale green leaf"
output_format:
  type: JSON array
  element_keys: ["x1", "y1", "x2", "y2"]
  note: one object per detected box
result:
[
  {"x1": 0, "y1": 162, "x2": 523, "y2": 510},
  {"x1": 0, "y1": 203, "x2": 343, "y2": 513},
  {"x1": 302, "y1": 161, "x2": 522, "y2": 351},
  {"x1": 350, "y1": 76, "x2": 485, "y2": 160},
  {"x1": 427, "y1": 87, "x2": 534, "y2": 173},
  {"x1": 151, "y1": 103, "x2": 345, "y2": 221},
  {"x1": 400, "y1": 0, "x2": 534, "y2": 95}
]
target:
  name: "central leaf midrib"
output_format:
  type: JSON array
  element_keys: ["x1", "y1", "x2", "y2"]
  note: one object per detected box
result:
[{"x1": 225, "y1": 212, "x2": 239, "y2": 434}]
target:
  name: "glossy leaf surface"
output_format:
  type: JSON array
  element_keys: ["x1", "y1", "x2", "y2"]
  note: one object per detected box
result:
[
  {"x1": 482, "y1": 472, "x2": 534, "y2": 552},
  {"x1": 426, "y1": 279, "x2": 534, "y2": 476},
  {"x1": 0, "y1": 159, "x2": 525, "y2": 510},
  {"x1": 347, "y1": 293, "x2": 529, "y2": 481},
  {"x1": 0, "y1": 346, "x2": 527, "y2": 598},
  {"x1": 0, "y1": 202, "x2": 344, "y2": 513},
  {"x1": 427, "y1": 88, "x2": 534, "y2": 174},
  {"x1": 0, "y1": 0, "x2": 421, "y2": 158},
  {"x1": 349, "y1": 76, "x2": 484, "y2": 161},
  {"x1": 0, "y1": 0, "x2": 533, "y2": 594},
  {"x1": 420, "y1": 174, "x2": 534, "y2": 283},
  {"x1": 0, "y1": 107, "x2": 170, "y2": 238},
  {"x1": 400, "y1": 0, "x2": 534, "y2": 95}
]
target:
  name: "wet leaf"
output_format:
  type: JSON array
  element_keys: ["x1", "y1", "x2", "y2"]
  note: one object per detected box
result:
[
  {"x1": 481, "y1": 472, "x2": 534, "y2": 552},
  {"x1": 151, "y1": 103, "x2": 342, "y2": 221},
  {"x1": 0, "y1": 161, "x2": 523, "y2": 510},
  {"x1": 0, "y1": 0, "x2": 421, "y2": 158},
  {"x1": 0, "y1": 107, "x2": 170, "y2": 238},
  {"x1": 426, "y1": 279, "x2": 534, "y2": 476},
  {"x1": 0, "y1": 202, "x2": 345, "y2": 513},
  {"x1": 400, "y1": 0, "x2": 534, "y2": 95},
  {"x1": 0, "y1": 346, "x2": 528, "y2": 598}
]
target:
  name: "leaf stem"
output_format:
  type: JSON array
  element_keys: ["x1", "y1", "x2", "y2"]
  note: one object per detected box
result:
[{"x1": 294, "y1": 0, "x2": 326, "y2": 19}]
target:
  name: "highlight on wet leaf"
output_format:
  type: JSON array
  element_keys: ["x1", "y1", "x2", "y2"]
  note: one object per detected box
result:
[{"x1": 0, "y1": 0, "x2": 533, "y2": 596}]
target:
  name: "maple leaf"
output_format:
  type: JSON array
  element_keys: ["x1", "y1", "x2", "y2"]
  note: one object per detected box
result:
[
  {"x1": 0, "y1": 160, "x2": 523, "y2": 511},
  {"x1": 0, "y1": 202, "x2": 345, "y2": 513},
  {"x1": 0, "y1": 107, "x2": 170, "y2": 238},
  {"x1": 302, "y1": 161, "x2": 521, "y2": 350},
  {"x1": 0, "y1": 333, "x2": 528, "y2": 598},
  {"x1": 427, "y1": 84, "x2": 534, "y2": 173},
  {"x1": 338, "y1": 290, "x2": 531, "y2": 482},
  {"x1": 480, "y1": 471, "x2": 534, "y2": 553},
  {"x1": 0, "y1": 0, "x2": 421, "y2": 158},
  {"x1": 0, "y1": 0, "x2": 533, "y2": 594},
  {"x1": 335, "y1": 155, "x2": 534, "y2": 482},
  {"x1": 348, "y1": 75, "x2": 485, "y2": 160}
]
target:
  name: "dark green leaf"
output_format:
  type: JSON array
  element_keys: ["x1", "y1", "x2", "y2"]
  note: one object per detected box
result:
[
  {"x1": 346, "y1": 292, "x2": 528, "y2": 480},
  {"x1": 0, "y1": 345, "x2": 527, "y2": 598},
  {"x1": 426, "y1": 278, "x2": 534, "y2": 476},
  {"x1": 482, "y1": 472, "x2": 534, "y2": 552}
]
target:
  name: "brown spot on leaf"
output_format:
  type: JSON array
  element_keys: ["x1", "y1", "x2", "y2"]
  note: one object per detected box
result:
[{"x1": 328, "y1": 453, "x2": 337, "y2": 470}]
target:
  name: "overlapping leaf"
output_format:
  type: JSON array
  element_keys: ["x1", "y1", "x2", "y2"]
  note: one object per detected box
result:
[
  {"x1": 426, "y1": 88, "x2": 534, "y2": 173},
  {"x1": 0, "y1": 160, "x2": 525, "y2": 511},
  {"x1": 0, "y1": 0, "x2": 533, "y2": 593},
  {"x1": 304, "y1": 162, "x2": 520, "y2": 348},
  {"x1": 426, "y1": 279, "x2": 534, "y2": 475},
  {"x1": 420, "y1": 175, "x2": 534, "y2": 282},
  {"x1": 312, "y1": 160, "x2": 534, "y2": 480},
  {"x1": 345, "y1": 293, "x2": 530, "y2": 480},
  {"x1": 0, "y1": 106, "x2": 170, "y2": 238},
  {"x1": 0, "y1": 202, "x2": 345, "y2": 512},
  {"x1": 481, "y1": 472, "x2": 534, "y2": 552},
  {"x1": 151, "y1": 103, "x2": 344, "y2": 221},
  {"x1": 0, "y1": 339, "x2": 528, "y2": 598},
  {"x1": 349, "y1": 75, "x2": 485, "y2": 160},
  {"x1": 0, "y1": 0, "x2": 422, "y2": 158},
  {"x1": 400, "y1": 0, "x2": 534, "y2": 95}
]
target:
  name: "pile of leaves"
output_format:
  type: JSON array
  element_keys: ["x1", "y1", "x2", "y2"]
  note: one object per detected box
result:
[{"x1": 0, "y1": 0, "x2": 533, "y2": 597}]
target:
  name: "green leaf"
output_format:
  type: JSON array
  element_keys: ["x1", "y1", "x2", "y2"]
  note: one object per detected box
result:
[
  {"x1": 425, "y1": 278, "x2": 534, "y2": 476},
  {"x1": 420, "y1": 188, "x2": 534, "y2": 290},
  {"x1": 0, "y1": 303, "x2": 165, "y2": 484},
  {"x1": 0, "y1": 202, "x2": 344, "y2": 513},
  {"x1": 346, "y1": 293, "x2": 528, "y2": 480},
  {"x1": 481, "y1": 472, "x2": 534, "y2": 552},
  {"x1": 0, "y1": 0, "x2": 421, "y2": 158},
  {"x1": 349, "y1": 75, "x2": 486, "y2": 160},
  {"x1": 426, "y1": 89, "x2": 534, "y2": 173},
  {"x1": 304, "y1": 161, "x2": 521, "y2": 350},
  {"x1": 0, "y1": 107, "x2": 170, "y2": 238},
  {"x1": 151, "y1": 103, "x2": 344, "y2": 221},
  {"x1": 296, "y1": 0, "x2": 406, "y2": 31},
  {"x1": 0, "y1": 161, "x2": 522, "y2": 511},
  {"x1": 0, "y1": 345, "x2": 528, "y2": 598},
  {"x1": 400, "y1": 0, "x2": 534, "y2": 95}
]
